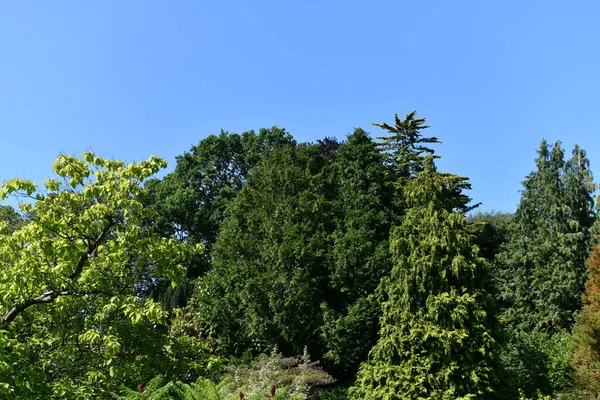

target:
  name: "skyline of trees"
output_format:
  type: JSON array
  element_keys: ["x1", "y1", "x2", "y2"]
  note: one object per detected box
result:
[{"x1": 0, "y1": 112, "x2": 597, "y2": 399}]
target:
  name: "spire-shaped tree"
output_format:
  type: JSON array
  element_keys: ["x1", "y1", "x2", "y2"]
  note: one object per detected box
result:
[
  {"x1": 496, "y1": 140, "x2": 596, "y2": 332},
  {"x1": 351, "y1": 156, "x2": 501, "y2": 400}
]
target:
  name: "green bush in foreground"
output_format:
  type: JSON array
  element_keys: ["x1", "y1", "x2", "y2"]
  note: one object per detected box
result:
[{"x1": 117, "y1": 349, "x2": 334, "y2": 399}]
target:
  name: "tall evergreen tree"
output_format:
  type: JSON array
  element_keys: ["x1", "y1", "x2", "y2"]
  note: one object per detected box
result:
[
  {"x1": 351, "y1": 157, "x2": 501, "y2": 400},
  {"x1": 495, "y1": 140, "x2": 596, "y2": 332},
  {"x1": 376, "y1": 111, "x2": 439, "y2": 182},
  {"x1": 321, "y1": 128, "x2": 392, "y2": 378},
  {"x1": 192, "y1": 143, "x2": 336, "y2": 356}
]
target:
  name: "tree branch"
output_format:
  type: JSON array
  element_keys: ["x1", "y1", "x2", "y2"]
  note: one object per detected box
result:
[
  {"x1": 69, "y1": 218, "x2": 115, "y2": 280},
  {"x1": 2, "y1": 288, "x2": 120, "y2": 325},
  {"x1": 3, "y1": 218, "x2": 117, "y2": 325},
  {"x1": 3, "y1": 290, "x2": 68, "y2": 324}
]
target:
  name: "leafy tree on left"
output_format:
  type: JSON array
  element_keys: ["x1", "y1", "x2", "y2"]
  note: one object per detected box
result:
[{"x1": 0, "y1": 153, "x2": 203, "y2": 399}]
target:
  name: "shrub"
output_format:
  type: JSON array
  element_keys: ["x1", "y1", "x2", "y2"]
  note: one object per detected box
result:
[{"x1": 223, "y1": 348, "x2": 334, "y2": 399}]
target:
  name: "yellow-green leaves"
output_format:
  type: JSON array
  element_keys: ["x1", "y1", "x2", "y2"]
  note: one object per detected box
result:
[
  {"x1": 0, "y1": 179, "x2": 37, "y2": 200},
  {"x1": 0, "y1": 152, "x2": 200, "y2": 397}
]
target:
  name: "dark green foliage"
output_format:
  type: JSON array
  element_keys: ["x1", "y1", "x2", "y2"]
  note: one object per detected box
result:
[
  {"x1": 148, "y1": 126, "x2": 295, "y2": 264},
  {"x1": 375, "y1": 111, "x2": 439, "y2": 183},
  {"x1": 321, "y1": 129, "x2": 392, "y2": 378},
  {"x1": 467, "y1": 211, "x2": 512, "y2": 262},
  {"x1": 193, "y1": 143, "x2": 336, "y2": 356},
  {"x1": 492, "y1": 140, "x2": 596, "y2": 398},
  {"x1": 321, "y1": 295, "x2": 381, "y2": 379},
  {"x1": 145, "y1": 127, "x2": 295, "y2": 309},
  {"x1": 351, "y1": 157, "x2": 501, "y2": 400},
  {"x1": 495, "y1": 140, "x2": 596, "y2": 332},
  {"x1": 501, "y1": 329, "x2": 572, "y2": 398},
  {"x1": 0, "y1": 205, "x2": 24, "y2": 232}
]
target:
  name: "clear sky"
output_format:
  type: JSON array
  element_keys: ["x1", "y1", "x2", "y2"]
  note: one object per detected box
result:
[{"x1": 1, "y1": 1, "x2": 599, "y2": 212}]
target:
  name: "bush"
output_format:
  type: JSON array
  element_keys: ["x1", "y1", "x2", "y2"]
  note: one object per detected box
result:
[
  {"x1": 502, "y1": 329, "x2": 572, "y2": 397},
  {"x1": 223, "y1": 348, "x2": 334, "y2": 399}
]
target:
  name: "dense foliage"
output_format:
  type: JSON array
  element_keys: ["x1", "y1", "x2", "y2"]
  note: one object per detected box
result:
[
  {"x1": 1, "y1": 112, "x2": 598, "y2": 398},
  {"x1": 351, "y1": 158, "x2": 502, "y2": 399}
]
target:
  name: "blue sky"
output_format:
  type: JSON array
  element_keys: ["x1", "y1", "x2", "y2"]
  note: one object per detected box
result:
[{"x1": 1, "y1": 1, "x2": 599, "y2": 212}]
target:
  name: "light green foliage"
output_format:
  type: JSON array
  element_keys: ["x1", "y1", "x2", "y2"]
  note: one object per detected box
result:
[
  {"x1": 118, "y1": 350, "x2": 333, "y2": 400},
  {"x1": 116, "y1": 375, "x2": 236, "y2": 400},
  {"x1": 161, "y1": 308, "x2": 223, "y2": 382},
  {"x1": 351, "y1": 157, "x2": 501, "y2": 400},
  {"x1": 223, "y1": 348, "x2": 334, "y2": 399},
  {"x1": 0, "y1": 153, "x2": 200, "y2": 398}
]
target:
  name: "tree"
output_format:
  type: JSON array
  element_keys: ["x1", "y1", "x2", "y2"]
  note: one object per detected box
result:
[
  {"x1": 467, "y1": 212, "x2": 512, "y2": 263},
  {"x1": 193, "y1": 143, "x2": 336, "y2": 357},
  {"x1": 493, "y1": 140, "x2": 596, "y2": 397},
  {"x1": 571, "y1": 238, "x2": 600, "y2": 396},
  {"x1": 321, "y1": 128, "x2": 392, "y2": 378},
  {"x1": 0, "y1": 205, "x2": 24, "y2": 232},
  {"x1": 0, "y1": 153, "x2": 199, "y2": 398},
  {"x1": 495, "y1": 140, "x2": 596, "y2": 332},
  {"x1": 351, "y1": 157, "x2": 501, "y2": 400},
  {"x1": 145, "y1": 127, "x2": 295, "y2": 309}
]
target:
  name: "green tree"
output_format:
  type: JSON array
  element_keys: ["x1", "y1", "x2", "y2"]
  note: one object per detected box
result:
[
  {"x1": 467, "y1": 211, "x2": 512, "y2": 263},
  {"x1": 495, "y1": 140, "x2": 596, "y2": 332},
  {"x1": 0, "y1": 153, "x2": 200, "y2": 399},
  {"x1": 351, "y1": 157, "x2": 501, "y2": 400},
  {"x1": 193, "y1": 143, "x2": 336, "y2": 357},
  {"x1": 145, "y1": 127, "x2": 295, "y2": 309},
  {"x1": 494, "y1": 140, "x2": 596, "y2": 397},
  {"x1": 321, "y1": 128, "x2": 392, "y2": 378},
  {"x1": 570, "y1": 238, "x2": 600, "y2": 397},
  {"x1": 0, "y1": 205, "x2": 24, "y2": 232}
]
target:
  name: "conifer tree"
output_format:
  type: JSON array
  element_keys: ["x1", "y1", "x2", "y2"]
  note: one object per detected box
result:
[
  {"x1": 571, "y1": 238, "x2": 600, "y2": 396},
  {"x1": 193, "y1": 143, "x2": 336, "y2": 356},
  {"x1": 376, "y1": 111, "x2": 438, "y2": 182},
  {"x1": 321, "y1": 128, "x2": 392, "y2": 377},
  {"x1": 496, "y1": 140, "x2": 596, "y2": 332},
  {"x1": 351, "y1": 157, "x2": 501, "y2": 400}
]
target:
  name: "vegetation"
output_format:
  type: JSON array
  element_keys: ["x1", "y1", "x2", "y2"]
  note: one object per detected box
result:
[{"x1": 1, "y1": 111, "x2": 598, "y2": 398}]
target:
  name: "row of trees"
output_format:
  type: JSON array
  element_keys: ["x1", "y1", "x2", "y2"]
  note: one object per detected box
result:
[{"x1": 0, "y1": 112, "x2": 599, "y2": 398}]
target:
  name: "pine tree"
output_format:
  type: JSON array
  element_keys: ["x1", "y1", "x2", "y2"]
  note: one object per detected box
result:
[
  {"x1": 350, "y1": 157, "x2": 501, "y2": 400},
  {"x1": 495, "y1": 140, "x2": 596, "y2": 332}
]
